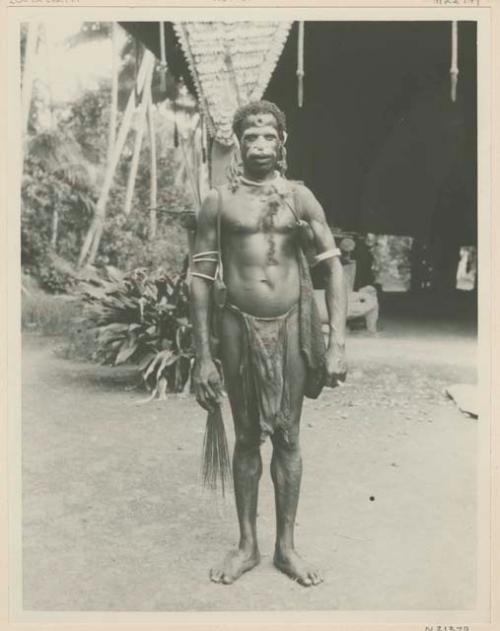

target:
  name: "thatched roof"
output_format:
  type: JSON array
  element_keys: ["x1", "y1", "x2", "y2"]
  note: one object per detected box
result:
[
  {"x1": 173, "y1": 22, "x2": 292, "y2": 145},
  {"x1": 122, "y1": 21, "x2": 477, "y2": 243}
]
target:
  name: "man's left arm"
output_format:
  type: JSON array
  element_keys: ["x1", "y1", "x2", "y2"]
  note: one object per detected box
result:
[{"x1": 298, "y1": 186, "x2": 348, "y2": 386}]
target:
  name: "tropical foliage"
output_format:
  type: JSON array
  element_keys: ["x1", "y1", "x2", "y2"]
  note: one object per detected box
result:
[
  {"x1": 21, "y1": 129, "x2": 96, "y2": 292},
  {"x1": 76, "y1": 265, "x2": 193, "y2": 393},
  {"x1": 21, "y1": 22, "x2": 199, "y2": 295}
]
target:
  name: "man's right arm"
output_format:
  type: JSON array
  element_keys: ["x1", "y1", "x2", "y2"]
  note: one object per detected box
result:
[{"x1": 190, "y1": 189, "x2": 223, "y2": 411}]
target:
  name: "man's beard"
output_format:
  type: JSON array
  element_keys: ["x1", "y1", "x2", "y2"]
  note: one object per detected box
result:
[{"x1": 245, "y1": 153, "x2": 277, "y2": 174}]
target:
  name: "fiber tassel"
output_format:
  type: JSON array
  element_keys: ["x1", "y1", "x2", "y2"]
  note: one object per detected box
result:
[
  {"x1": 201, "y1": 114, "x2": 207, "y2": 163},
  {"x1": 173, "y1": 99, "x2": 179, "y2": 147},
  {"x1": 159, "y1": 22, "x2": 167, "y2": 94},
  {"x1": 450, "y1": 21, "x2": 459, "y2": 102},
  {"x1": 297, "y1": 21, "x2": 305, "y2": 108},
  {"x1": 201, "y1": 405, "x2": 232, "y2": 496}
]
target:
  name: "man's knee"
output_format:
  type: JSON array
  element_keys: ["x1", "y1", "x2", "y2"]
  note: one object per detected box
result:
[
  {"x1": 234, "y1": 428, "x2": 261, "y2": 454},
  {"x1": 271, "y1": 426, "x2": 301, "y2": 455},
  {"x1": 233, "y1": 431, "x2": 262, "y2": 478}
]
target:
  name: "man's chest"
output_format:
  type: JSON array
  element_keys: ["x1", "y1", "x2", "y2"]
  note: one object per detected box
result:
[{"x1": 221, "y1": 196, "x2": 298, "y2": 236}]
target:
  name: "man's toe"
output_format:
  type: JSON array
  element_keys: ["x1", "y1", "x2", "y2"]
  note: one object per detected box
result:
[
  {"x1": 311, "y1": 572, "x2": 323, "y2": 585},
  {"x1": 222, "y1": 573, "x2": 234, "y2": 585},
  {"x1": 209, "y1": 569, "x2": 222, "y2": 583}
]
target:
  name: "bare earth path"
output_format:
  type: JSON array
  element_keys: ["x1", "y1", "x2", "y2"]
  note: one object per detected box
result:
[{"x1": 22, "y1": 318, "x2": 478, "y2": 611}]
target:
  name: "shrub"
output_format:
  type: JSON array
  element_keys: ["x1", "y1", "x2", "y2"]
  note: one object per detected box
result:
[
  {"x1": 95, "y1": 148, "x2": 193, "y2": 276},
  {"x1": 76, "y1": 265, "x2": 193, "y2": 393}
]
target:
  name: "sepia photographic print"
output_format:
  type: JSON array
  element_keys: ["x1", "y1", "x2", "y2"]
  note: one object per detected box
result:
[{"x1": 5, "y1": 2, "x2": 496, "y2": 629}]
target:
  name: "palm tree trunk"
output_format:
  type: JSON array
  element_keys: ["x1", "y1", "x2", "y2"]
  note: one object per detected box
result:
[
  {"x1": 41, "y1": 22, "x2": 60, "y2": 251},
  {"x1": 147, "y1": 91, "x2": 157, "y2": 239},
  {"x1": 40, "y1": 23, "x2": 55, "y2": 129},
  {"x1": 22, "y1": 22, "x2": 39, "y2": 136},
  {"x1": 50, "y1": 205, "x2": 59, "y2": 250},
  {"x1": 123, "y1": 60, "x2": 153, "y2": 216},
  {"x1": 78, "y1": 50, "x2": 154, "y2": 267},
  {"x1": 107, "y1": 22, "x2": 119, "y2": 166}
]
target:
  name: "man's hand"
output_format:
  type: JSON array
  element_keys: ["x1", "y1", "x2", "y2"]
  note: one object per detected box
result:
[
  {"x1": 193, "y1": 358, "x2": 224, "y2": 411},
  {"x1": 325, "y1": 343, "x2": 347, "y2": 388}
]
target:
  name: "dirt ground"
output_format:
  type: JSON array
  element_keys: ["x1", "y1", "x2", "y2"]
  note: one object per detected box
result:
[{"x1": 21, "y1": 300, "x2": 478, "y2": 612}]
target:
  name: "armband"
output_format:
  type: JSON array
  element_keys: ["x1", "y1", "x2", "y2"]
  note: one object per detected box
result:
[
  {"x1": 191, "y1": 250, "x2": 219, "y2": 281},
  {"x1": 191, "y1": 249, "x2": 222, "y2": 283},
  {"x1": 311, "y1": 247, "x2": 342, "y2": 267},
  {"x1": 192, "y1": 250, "x2": 219, "y2": 264},
  {"x1": 191, "y1": 272, "x2": 216, "y2": 282}
]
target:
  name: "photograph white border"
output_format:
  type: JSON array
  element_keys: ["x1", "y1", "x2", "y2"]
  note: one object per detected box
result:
[{"x1": 3, "y1": 2, "x2": 497, "y2": 629}]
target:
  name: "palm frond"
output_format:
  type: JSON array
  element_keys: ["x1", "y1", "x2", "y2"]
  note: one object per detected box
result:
[
  {"x1": 26, "y1": 129, "x2": 96, "y2": 201},
  {"x1": 65, "y1": 22, "x2": 113, "y2": 48}
]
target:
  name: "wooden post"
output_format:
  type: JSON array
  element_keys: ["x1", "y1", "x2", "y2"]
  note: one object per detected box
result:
[
  {"x1": 178, "y1": 129, "x2": 201, "y2": 208},
  {"x1": 124, "y1": 59, "x2": 154, "y2": 216},
  {"x1": 78, "y1": 50, "x2": 154, "y2": 267},
  {"x1": 209, "y1": 140, "x2": 235, "y2": 188}
]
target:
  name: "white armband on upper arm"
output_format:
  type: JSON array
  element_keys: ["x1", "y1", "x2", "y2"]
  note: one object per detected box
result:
[
  {"x1": 191, "y1": 250, "x2": 219, "y2": 282},
  {"x1": 311, "y1": 248, "x2": 342, "y2": 267}
]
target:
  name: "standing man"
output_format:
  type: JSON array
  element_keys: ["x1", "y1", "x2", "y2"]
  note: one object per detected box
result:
[{"x1": 190, "y1": 101, "x2": 347, "y2": 587}]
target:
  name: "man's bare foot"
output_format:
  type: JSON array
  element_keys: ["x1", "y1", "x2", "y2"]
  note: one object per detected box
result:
[
  {"x1": 209, "y1": 547, "x2": 260, "y2": 585},
  {"x1": 274, "y1": 547, "x2": 323, "y2": 587}
]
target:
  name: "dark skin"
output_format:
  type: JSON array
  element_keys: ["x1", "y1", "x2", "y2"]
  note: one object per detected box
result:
[{"x1": 191, "y1": 112, "x2": 347, "y2": 586}]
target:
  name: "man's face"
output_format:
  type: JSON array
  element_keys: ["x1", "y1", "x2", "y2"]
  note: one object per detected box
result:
[{"x1": 239, "y1": 113, "x2": 281, "y2": 175}]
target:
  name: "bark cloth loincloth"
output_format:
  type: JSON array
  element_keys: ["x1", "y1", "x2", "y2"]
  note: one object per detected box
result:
[{"x1": 219, "y1": 250, "x2": 326, "y2": 444}]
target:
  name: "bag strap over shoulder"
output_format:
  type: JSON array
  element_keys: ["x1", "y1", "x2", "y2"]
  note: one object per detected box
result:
[
  {"x1": 291, "y1": 183, "x2": 302, "y2": 222},
  {"x1": 215, "y1": 186, "x2": 223, "y2": 280},
  {"x1": 283, "y1": 179, "x2": 304, "y2": 224},
  {"x1": 289, "y1": 181, "x2": 318, "y2": 265}
]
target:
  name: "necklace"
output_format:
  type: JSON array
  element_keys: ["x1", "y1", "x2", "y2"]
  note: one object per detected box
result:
[
  {"x1": 229, "y1": 170, "x2": 293, "y2": 266},
  {"x1": 239, "y1": 172, "x2": 280, "y2": 187}
]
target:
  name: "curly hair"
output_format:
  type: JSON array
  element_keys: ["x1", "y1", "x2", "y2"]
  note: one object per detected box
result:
[{"x1": 232, "y1": 100, "x2": 287, "y2": 141}]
